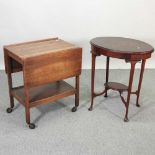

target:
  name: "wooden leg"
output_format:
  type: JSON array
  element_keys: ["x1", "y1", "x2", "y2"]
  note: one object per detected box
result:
[
  {"x1": 124, "y1": 61, "x2": 136, "y2": 122},
  {"x1": 8, "y1": 72, "x2": 14, "y2": 109},
  {"x1": 24, "y1": 88, "x2": 30, "y2": 124},
  {"x1": 136, "y1": 60, "x2": 146, "y2": 107},
  {"x1": 104, "y1": 56, "x2": 110, "y2": 97},
  {"x1": 88, "y1": 53, "x2": 96, "y2": 111},
  {"x1": 75, "y1": 76, "x2": 80, "y2": 107},
  {"x1": 72, "y1": 76, "x2": 80, "y2": 112},
  {"x1": 24, "y1": 88, "x2": 35, "y2": 129},
  {"x1": 25, "y1": 106, "x2": 30, "y2": 125},
  {"x1": 6, "y1": 56, "x2": 14, "y2": 113}
]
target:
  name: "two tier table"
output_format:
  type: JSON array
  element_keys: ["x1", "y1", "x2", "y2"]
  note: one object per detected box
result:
[
  {"x1": 4, "y1": 38, "x2": 82, "y2": 129},
  {"x1": 88, "y1": 37, "x2": 154, "y2": 122}
]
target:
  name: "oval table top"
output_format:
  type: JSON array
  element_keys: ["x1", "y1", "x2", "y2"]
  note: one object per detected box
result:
[{"x1": 90, "y1": 37, "x2": 154, "y2": 60}]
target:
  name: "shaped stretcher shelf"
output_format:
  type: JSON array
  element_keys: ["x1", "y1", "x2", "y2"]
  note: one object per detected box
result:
[{"x1": 104, "y1": 82, "x2": 128, "y2": 92}]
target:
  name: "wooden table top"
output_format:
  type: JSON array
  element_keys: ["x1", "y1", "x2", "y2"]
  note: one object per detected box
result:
[
  {"x1": 90, "y1": 37, "x2": 154, "y2": 54},
  {"x1": 4, "y1": 38, "x2": 79, "y2": 59}
]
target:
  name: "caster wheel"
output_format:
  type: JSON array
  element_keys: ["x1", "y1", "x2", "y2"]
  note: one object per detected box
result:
[
  {"x1": 136, "y1": 104, "x2": 140, "y2": 107},
  {"x1": 71, "y1": 106, "x2": 77, "y2": 112},
  {"x1": 88, "y1": 107, "x2": 93, "y2": 111},
  {"x1": 6, "y1": 108, "x2": 13, "y2": 113},
  {"x1": 124, "y1": 117, "x2": 129, "y2": 122},
  {"x1": 29, "y1": 123, "x2": 35, "y2": 129}
]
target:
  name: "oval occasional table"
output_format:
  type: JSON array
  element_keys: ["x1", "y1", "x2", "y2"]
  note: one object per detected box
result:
[{"x1": 88, "y1": 37, "x2": 154, "y2": 122}]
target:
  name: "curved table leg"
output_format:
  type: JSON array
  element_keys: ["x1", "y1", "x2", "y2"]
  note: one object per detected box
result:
[
  {"x1": 124, "y1": 61, "x2": 137, "y2": 122},
  {"x1": 104, "y1": 56, "x2": 110, "y2": 97},
  {"x1": 136, "y1": 59, "x2": 146, "y2": 107},
  {"x1": 88, "y1": 53, "x2": 96, "y2": 111}
]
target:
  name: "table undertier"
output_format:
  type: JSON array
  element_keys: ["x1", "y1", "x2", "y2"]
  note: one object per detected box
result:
[
  {"x1": 11, "y1": 81, "x2": 76, "y2": 108},
  {"x1": 104, "y1": 82, "x2": 128, "y2": 92}
]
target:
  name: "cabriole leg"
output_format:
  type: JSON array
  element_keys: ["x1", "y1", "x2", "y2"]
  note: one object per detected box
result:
[
  {"x1": 124, "y1": 61, "x2": 136, "y2": 122},
  {"x1": 136, "y1": 59, "x2": 146, "y2": 107}
]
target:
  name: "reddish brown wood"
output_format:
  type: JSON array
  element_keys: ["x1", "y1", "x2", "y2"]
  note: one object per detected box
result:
[
  {"x1": 94, "y1": 90, "x2": 106, "y2": 97},
  {"x1": 136, "y1": 60, "x2": 146, "y2": 107},
  {"x1": 88, "y1": 53, "x2": 96, "y2": 111},
  {"x1": 104, "y1": 82, "x2": 128, "y2": 92},
  {"x1": 119, "y1": 92, "x2": 127, "y2": 107},
  {"x1": 90, "y1": 37, "x2": 154, "y2": 60},
  {"x1": 104, "y1": 56, "x2": 110, "y2": 97},
  {"x1": 124, "y1": 61, "x2": 136, "y2": 122},
  {"x1": 75, "y1": 76, "x2": 80, "y2": 107},
  {"x1": 4, "y1": 38, "x2": 82, "y2": 128},
  {"x1": 89, "y1": 37, "x2": 154, "y2": 122}
]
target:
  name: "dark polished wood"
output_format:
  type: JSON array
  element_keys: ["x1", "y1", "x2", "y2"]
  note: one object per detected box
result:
[
  {"x1": 4, "y1": 38, "x2": 82, "y2": 128},
  {"x1": 136, "y1": 59, "x2": 146, "y2": 107},
  {"x1": 104, "y1": 56, "x2": 110, "y2": 97},
  {"x1": 104, "y1": 82, "x2": 128, "y2": 92},
  {"x1": 88, "y1": 54, "x2": 96, "y2": 111},
  {"x1": 72, "y1": 76, "x2": 80, "y2": 112},
  {"x1": 89, "y1": 37, "x2": 154, "y2": 121}
]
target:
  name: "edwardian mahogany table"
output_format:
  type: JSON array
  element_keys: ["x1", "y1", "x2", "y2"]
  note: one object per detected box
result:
[
  {"x1": 4, "y1": 38, "x2": 82, "y2": 129},
  {"x1": 88, "y1": 37, "x2": 154, "y2": 122}
]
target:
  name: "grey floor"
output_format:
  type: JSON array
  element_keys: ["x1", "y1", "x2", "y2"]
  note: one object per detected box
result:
[{"x1": 0, "y1": 69, "x2": 155, "y2": 155}]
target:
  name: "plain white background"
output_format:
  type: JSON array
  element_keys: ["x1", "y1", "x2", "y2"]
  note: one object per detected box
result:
[{"x1": 0, "y1": 0, "x2": 155, "y2": 69}]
